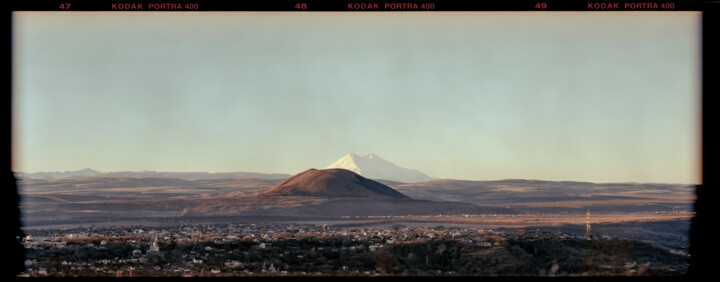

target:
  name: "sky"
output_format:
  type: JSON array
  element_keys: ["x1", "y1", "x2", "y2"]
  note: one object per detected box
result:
[{"x1": 12, "y1": 12, "x2": 701, "y2": 184}]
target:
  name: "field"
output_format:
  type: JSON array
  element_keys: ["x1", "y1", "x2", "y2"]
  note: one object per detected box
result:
[{"x1": 19, "y1": 176, "x2": 694, "y2": 228}]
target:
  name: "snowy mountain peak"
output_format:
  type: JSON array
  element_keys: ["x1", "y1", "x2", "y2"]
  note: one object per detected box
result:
[
  {"x1": 367, "y1": 154, "x2": 385, "y2": 160},
  {"x1": 325, "y1": 153, "x2": 431, "y2": 183}
]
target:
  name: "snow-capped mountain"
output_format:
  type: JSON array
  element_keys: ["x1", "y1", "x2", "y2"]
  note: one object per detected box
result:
[{"x1": 324, "y1": 153, "x2": 432, "y2": 183}]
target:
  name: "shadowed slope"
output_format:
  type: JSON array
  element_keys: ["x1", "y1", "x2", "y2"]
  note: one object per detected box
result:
[{"x1": 260, "y1": 168, "x2": 409, "y2": 199}]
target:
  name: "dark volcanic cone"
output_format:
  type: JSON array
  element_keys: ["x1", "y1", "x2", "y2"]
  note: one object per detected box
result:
[{"x1": 259, "y1": 168, "x2": 410, "y2": 199}]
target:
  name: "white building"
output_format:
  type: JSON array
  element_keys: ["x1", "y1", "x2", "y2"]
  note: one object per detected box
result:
[
  {"x1": 149, "y1": 241, "x2": 160, "y2": 253},
  {"x1": 268, "y1": 263, "x2": 277, "y2": 274}
]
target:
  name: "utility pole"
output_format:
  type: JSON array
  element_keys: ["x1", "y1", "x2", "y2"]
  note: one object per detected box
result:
[{"x1": 586, "y1": 209, "x2": 591, "y2": 237}]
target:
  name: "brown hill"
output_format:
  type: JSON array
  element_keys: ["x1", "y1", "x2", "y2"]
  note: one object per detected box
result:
[{"x1": 260, "y1": 168, "x2": 409, "y2": 199}]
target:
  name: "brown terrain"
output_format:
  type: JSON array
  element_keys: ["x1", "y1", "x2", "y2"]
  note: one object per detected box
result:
[
  {"x1": 17, "y1": 169, "x2": 695, "y2": 229},
  {"x1": 260, "y1": 168, "x2": 409, "y2": 198}
]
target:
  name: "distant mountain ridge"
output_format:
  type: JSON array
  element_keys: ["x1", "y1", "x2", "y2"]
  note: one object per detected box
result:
[
  {"x1": 324, "y1": 153, "x2": 432, "y2": 183},
  {"x1": 15, "y1": 169, "x2": 291, "y2": 181},
  {"x1": 260, "y1": 168, "x2": 410, "y2": 199}
]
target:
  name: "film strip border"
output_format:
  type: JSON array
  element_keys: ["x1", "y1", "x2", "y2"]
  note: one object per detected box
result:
[{"x1": 9, "y1": 0, "x2": 720, "y2": 12}]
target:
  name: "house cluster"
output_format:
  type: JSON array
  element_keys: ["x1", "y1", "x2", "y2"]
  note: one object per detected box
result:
[{"x1": 19, "y1": 223, "x2": 650, "y2": 277}]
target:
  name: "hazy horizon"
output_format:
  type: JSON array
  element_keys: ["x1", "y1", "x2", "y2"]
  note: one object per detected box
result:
[
  {"x1": 12, "y1": 12, "x2": 701, "y2": 184},
  {"x1": 12, "y1": 165, "x2": 700, "y2": 185}
]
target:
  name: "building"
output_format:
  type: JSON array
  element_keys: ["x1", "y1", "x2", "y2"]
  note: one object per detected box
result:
[
  {"x1": 268, "y1": 263, "x2": 277, "y2": 274},
  {"x1": 149, "y1": 236, "x2": 160, "y2": 253}
]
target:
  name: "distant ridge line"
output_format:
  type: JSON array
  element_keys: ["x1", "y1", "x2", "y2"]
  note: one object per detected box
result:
[{"x1": 15, "y1": 169, "x2": 292, "y2": 181}]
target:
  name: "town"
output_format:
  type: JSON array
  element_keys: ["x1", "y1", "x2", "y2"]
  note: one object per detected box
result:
[{"x1": 19, "y1": 222, "x2": 689, "y2": 277}]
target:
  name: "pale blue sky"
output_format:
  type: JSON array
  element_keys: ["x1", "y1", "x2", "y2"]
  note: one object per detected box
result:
[{"x1": 12, "y1": 12, "x2": 701, "y2": 184}]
